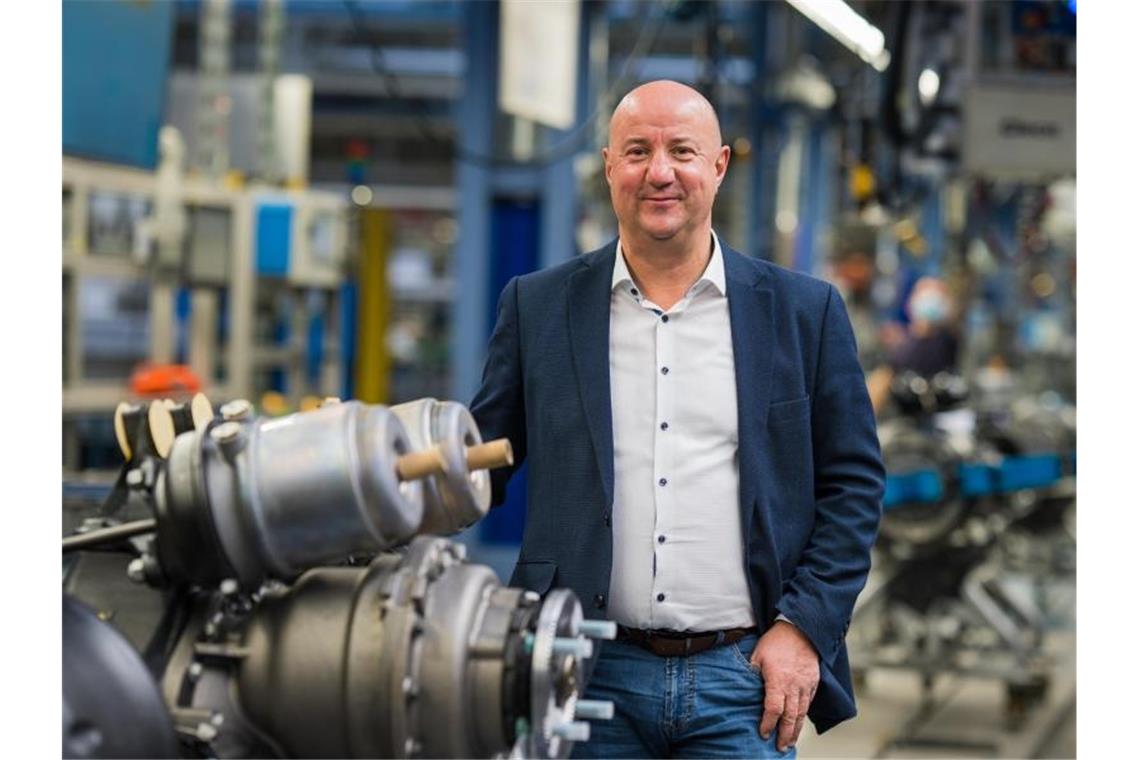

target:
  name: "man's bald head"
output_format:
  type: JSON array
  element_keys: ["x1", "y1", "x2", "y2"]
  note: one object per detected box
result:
[
  {"x1": 608, "y1": 80, "x2": 723, "y2": 148},
  {"x1": 602, "y1": 79, "x2": 731, "y2": 250}
]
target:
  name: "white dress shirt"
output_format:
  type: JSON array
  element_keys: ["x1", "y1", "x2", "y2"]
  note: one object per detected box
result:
[{"x1": 607, "y1": 231, "x2": 756, "y2": 632}]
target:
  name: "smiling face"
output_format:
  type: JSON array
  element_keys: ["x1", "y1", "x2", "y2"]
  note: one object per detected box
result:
[{"x1": 603, "y1": 81, "x2": 730, "y2": 247}]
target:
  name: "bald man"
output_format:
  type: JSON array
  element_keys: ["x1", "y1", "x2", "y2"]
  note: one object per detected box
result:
[{"x1": 471, "y1": 81, "x2": 883, "y2": 758}]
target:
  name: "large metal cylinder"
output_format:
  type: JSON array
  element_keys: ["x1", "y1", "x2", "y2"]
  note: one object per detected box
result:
[{"x1": 156, "y1": 401, "x2": 424, "y2": 585}]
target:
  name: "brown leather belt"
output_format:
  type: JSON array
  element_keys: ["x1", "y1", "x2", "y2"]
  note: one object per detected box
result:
[{"x1": 616, "y1": 625, "x2": 758, "y2": 658}]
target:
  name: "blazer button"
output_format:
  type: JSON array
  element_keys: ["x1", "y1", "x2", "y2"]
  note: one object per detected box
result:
[
  {"x1": 594, "y1": 594, "x2": 606, "y2": 609},
  {"x1": 604, "y1": 511, "x2": 612, "y2": 527}
]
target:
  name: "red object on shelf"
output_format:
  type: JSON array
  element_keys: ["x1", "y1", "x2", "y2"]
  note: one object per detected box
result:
[{"x1": 130, "y1": 364, "x2": 203, "y2": 396}]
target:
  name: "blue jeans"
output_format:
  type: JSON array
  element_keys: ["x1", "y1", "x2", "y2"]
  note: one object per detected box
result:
[{"x1": 571, "y1": 633, "x2": 795, "y2": 759}]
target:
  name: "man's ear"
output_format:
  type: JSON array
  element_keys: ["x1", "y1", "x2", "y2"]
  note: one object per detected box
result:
[
  {"x1": 715, "y1": 144, "x2": 731, "y2": 187},
  {"x1": 602, "y1": 147, "x2": 612, "y2": 185}
]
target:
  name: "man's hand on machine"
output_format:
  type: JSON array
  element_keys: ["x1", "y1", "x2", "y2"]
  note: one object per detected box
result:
[{"x1": 749, "y1": 619, "x2": 820, "y2": 753}]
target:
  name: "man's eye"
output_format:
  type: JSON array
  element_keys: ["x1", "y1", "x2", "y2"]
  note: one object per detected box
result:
[
  {"x1": 674, "y1": 147, "x2": 695, "y2": 156},
  {"x1": 628, "y1": 148, "x2": 648, "y2": 157}
]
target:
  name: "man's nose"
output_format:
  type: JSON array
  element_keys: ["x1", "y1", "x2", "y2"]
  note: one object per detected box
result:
[{"x1": 646, "y1": 151, "x2": 674, "y2": 185}]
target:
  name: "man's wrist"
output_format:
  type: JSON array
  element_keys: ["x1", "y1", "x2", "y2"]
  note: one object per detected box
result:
[{"x1": 771, "y1": 614, "x2": 819, "y2": 656}]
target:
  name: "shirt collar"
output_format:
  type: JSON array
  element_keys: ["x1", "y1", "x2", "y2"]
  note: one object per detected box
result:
[{"x1": 611, "y1": 230, "x2": 727, "y2": 297}]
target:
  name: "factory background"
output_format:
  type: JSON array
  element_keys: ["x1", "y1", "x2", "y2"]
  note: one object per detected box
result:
[{"x1": 29, "y1": 0, "x2": 1126, "y2": 756}]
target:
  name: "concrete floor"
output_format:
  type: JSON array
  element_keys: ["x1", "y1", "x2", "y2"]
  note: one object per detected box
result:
[{"x1": 798, "y1": 631, "x2": 1075, "y2": 760}]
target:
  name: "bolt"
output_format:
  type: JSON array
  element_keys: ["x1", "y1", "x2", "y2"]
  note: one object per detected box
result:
[
  {"x1": 211, "y1": 421, "x2": 243, "y2": 443},
  {"x1": 127, "y1": 558, "x2": 147, "y2": 584},
  {"x1": 552, "y1": 637, "x2": 594, "y2": 659},
  {"x1": 552, "y1": 722, "x2": 590, "y2": 742},
  {"x1": 402, "y1": 676, "x2": 419, "y2": 699},
  {"x1": 575, "y1": 700, "x2": 615, "y2": 721},
  {"x1": 220, "y1": 399, "x2": 253, "y2": 421},
  {"x1": 210, "y1": 713, "x2": 225, "y2": 727},
  {"x1": 577, "y1": 620, "x2": 618, "y2": 640},
  {"x1": 403, "y1": 737, "x2": 421, "y2": 756},
  {"x1": 219, "y1": 578, "x2": 239, "y2": 596},
  {"x1": 195, "y1": 722, "x2": 218, "y2": 742},
  {"x1": 125, "y1": 469, "x2": 144, "y2": 487},
  {"x1": 188, "y1": 662, "x2": 204, "y2": 681}
]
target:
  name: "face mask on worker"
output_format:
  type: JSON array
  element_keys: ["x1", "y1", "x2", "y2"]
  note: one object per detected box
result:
[{"x1": 910, "y1": 292, "x2": 949, "y2": 324}]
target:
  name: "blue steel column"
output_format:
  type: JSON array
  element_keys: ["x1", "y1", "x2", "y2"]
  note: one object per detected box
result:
[
  {"x1": 539, "y1": 0, "x2": 592, "y2": 270},
  {"x1": 452, "y1": 1, "x2": 497, "y2": 403},
  {"x1": 456, "y1": 1, "x2": 592, "y2": 393},
  {"x1": 749, "y1": 1, "x2": 781, "y2": 261},
  {"x1": 921, "y1": 182, "x2": 945, "y2": 274},
  {"x1": 793, "y1": 118, "x2": 832, "y2": 274}
]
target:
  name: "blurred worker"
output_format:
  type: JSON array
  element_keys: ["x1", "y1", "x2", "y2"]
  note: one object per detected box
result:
[
  {"x1": 471, "y1": 80, "x2": 883, "y2": 758},
  {"x1": 830, "y1": 246, "x2": 884, "y2": 370},
  {"x1": 867, "y1": 276, "x2": 960, "y2": 415}
]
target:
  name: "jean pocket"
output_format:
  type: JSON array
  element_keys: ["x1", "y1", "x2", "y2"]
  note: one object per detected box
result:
[{"x1": 728, "y1": 639, "x2": 764, "y2": 683}]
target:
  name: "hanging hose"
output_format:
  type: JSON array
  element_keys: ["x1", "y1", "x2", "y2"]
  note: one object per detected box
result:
[{"x1": 62, "y1": 518, "x2": 157, "y2": 553}]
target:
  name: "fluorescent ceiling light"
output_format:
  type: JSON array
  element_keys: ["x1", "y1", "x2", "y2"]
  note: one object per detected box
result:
[{"x1": 785, "y1": 0, "x2": 892, "y2": 72}]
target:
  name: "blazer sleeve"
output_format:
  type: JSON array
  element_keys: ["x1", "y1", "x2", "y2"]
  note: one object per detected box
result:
[
  {"x1": 775, "y1": 284, "x2": 885, "y2": 664},
  {"x1": 469, "y1": 276, "x2": 528, "y2": 507}
]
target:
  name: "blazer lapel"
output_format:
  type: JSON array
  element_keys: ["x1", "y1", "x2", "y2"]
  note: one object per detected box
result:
[
  {"x1": 568, "y1": 243, "x2": 617, "y2": 507},
  {"x1": 724, "y1": 247, "x2": 775, "y2": 529}
]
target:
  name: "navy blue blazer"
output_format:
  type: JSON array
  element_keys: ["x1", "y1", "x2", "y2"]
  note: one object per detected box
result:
[{"x1": 470, "y1": 240, "x2": 884, "y2": 733}]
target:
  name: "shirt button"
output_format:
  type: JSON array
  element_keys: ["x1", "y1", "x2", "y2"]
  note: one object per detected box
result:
[
  {"x1": 594, "y1": 594, "x2": 607, "y2": 609},
  {"x1": 656, "y1": 593, "x2": 666, "y2": 602},
  {"x1": 660, "y1": 421, "x2": 669, "y2": 431},
  {"x1": 658, "y1": 478, "x2": 667, "y2": 487},
  {"x1": 660, "y1": 366, "x2": 669, "y2": 375},
  {"x1": 661, "y1": 314, "x2": 670, "y2": 323},
  {"x1": 657, "y1": 535, "x2": 666, "y2": 544}
]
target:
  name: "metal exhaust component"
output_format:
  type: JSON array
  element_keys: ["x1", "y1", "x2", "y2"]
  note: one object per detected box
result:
[{"x1": 156, "y1": 401, "x2": 426, "y2": 586}]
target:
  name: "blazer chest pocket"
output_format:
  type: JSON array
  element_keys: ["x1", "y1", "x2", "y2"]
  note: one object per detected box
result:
[{"x1": 767, "y1": 395, "x2": 810, "y2": 426}]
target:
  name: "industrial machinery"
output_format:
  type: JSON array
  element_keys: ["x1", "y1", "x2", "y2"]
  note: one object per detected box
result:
[
  {"x1": 851, "y1": 371, "x2": 1075, "y2": 729},
  {"x1": 63, "y1": 396, "x2": 613, "y2": 759}
]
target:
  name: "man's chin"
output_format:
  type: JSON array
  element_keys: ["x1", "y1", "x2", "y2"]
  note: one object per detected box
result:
[{"x1": 637, "y1": 221, "x2": 683, "y2": 241}]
